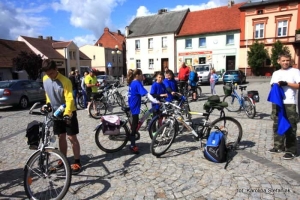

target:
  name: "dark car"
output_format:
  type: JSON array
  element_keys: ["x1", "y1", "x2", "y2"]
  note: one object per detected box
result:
[
  {"x1": 0, "y1": 80, "x2": 46, "y2": 108},
  {"x1": 223, "y1": 70, "x2": 246, "y2": 84},
  {"x1": 96, "y1": 75, "x2": 118, "y2": 86},
  {"x1": 143, "y1": 74, "x2": 154, "y2": 85}
]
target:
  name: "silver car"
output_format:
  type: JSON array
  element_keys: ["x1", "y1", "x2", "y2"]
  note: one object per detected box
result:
[{"x1": 0, "y1": 80, "x2": 46, "y2": 109}]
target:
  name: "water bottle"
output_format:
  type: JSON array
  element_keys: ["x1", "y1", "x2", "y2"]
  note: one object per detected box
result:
[{"x1": 53, "y1": 104, "x2": 66, "y2": 117}]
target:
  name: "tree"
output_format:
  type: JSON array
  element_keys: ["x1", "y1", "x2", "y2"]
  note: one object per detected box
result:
[
  {"x1": 247, "y1": 41, "x2": 269, "y2": 75},
  {"x1": 12, "y1": 51, "x2": 43, "y2": 80},
  {"x1": 270, "y1": 40, "x2": 291, "y2": 70}
]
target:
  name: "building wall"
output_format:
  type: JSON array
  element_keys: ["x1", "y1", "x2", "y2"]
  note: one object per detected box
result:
[
  {"x1": 80, "y1": 45, "x2": 105, "y2": 72},
  {"x1": 126, "y1": 34, "x2": 176, "y2": 74},
  {"x1": 239, "y1": 2, "x2": 299, "y2": 74},
  {"x1": 176, "y1": 32, "x2": 240, "y2": 72},
  {"x1": 0, "y1": 68, "x2": 13, "y2": 80}
]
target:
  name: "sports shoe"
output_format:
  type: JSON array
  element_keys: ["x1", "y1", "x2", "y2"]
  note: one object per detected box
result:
[
  {"x1": 129, "y1": 146, "x2": 139, "y2": 154},
  {"x1": 268, "y1": 148, "x2": 282, "y2": 153},
  {"x1": 283, "y1": 153, "x2": 295, "y2": 160},
  {"x1": 71, "y1": 163, "x2": 82, "y2": 175},
  {"x1": 55, "y1": 160, "x2": 63, "y2": 169}
]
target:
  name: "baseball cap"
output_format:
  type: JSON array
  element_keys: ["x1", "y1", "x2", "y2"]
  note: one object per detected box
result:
[{"x1": 88, "y1": 68, "x2": 94, "y2": 73}]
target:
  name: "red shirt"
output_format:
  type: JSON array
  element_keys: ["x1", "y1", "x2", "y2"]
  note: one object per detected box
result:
[{"x1": 178, "y1": 66, "x2": 190, "y2": 81}]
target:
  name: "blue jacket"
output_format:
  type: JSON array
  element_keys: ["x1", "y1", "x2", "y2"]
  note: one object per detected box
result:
[
  {"x1": 267, "y1": 84, "x2": 291, "y2": 136},
  {"x1": 189, "y1": 71, "x2": 198, "y2": 87}
]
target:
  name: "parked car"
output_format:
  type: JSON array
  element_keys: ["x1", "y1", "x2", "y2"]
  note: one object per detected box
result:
[
  {"x1": 143, "y1": 74, "x2": 154, "y2": 85},
  {"x1": 96, "y1": 75, "x2": 118, "y2": 86},
  {"x1": 193, "y1": 64, "x2": 212, "y2": 84},
  {"x1": 223, "y1": 70, "x2": 246, "y2": 84},
  {"x1": 0, "y1": 80, "x2": 46, "y2": 109}
]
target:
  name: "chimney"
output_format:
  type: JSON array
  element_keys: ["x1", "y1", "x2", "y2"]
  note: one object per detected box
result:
[
  {"x1": 158, "y1": 9, "x2": 167, "y2": 14},
  {"x1": 117, "y1": 30, "x2": 121, "y2": 35},
  {"x1": 46, "y1": 36, "x2": 53, "y2": 40},
  {"x1": 104, "y1": 27, "x2": 109, "y2": 32},
  {"x1": 38, "y1": 36, "x2": 43, "y2": 39},
  {"x1": 228, "y1": 0, "x2": 234, "y2": 7}
]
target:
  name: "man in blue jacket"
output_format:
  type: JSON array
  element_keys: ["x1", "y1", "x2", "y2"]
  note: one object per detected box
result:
[{"x1": 268, "y1": 53, "x2": 300, "y2": 159}]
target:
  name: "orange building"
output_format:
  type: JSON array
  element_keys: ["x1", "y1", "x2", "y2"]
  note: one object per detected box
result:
[{"x1": 239, "y1": 0, "x2": 300, "y2": 75}]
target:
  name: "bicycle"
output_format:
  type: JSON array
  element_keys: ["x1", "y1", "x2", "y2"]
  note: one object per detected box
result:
[
  {"x1": 222, "y1": 81, "x2": 256, "y2": 119},
  {"x1": 24, "y1": 102, "x2": 71, "y2": 200},
  {"x1": 94, "y1": 98, "x2": 156, "y2": 153},
  {"x1": 179, "y1": 81, "x2": 202, "y2": 100},
  {"x1": 103, "y1": 81, "x2": 123, "y2": 106},
  {"x1": 150, "y1": 98, "x2": 243, "y2": 157}
]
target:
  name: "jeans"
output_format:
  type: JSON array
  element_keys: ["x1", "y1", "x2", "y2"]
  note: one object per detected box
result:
[
  {"x1": 82, "y1": 90, "x2": 87, "y2": 108},
  {"x1": 210, "y1": 82, "x2": 216, "y2": 95},
  {"x1": 72, "y1": 89, "x2": 78, "y2": 107}
]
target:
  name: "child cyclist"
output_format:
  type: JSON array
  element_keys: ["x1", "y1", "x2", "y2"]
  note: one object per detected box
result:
[
  {"x1": 163, "y1": 70, "x2": 180, "y2": 102},
  {"x1": 150, "y1": 72, "x2": 168, "y2": 113},
  {"x1": 128, "y1": 69, "x2": 160, "y2": 154}
]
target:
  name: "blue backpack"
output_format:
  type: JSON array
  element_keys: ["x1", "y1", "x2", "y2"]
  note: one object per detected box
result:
[{"x1": 204, "y1": 131, "x2": 227, "y2": 163}]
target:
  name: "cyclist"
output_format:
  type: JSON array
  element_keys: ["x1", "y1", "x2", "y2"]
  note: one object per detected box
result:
[
  {"x1": 41, "y1": 59, "x2": 82, "y2": 174},
  {"x1": 178, "y1": 62, "x2": 190, "y2": 94},
  {"x1": 150, "y1": 72, "x2": 168, "y2": 114},
  {"x1": 85, "y1": 69, "x2": 99, "y2": 115},
  {"x1": 163, "y1": 70, "x2": 179, "y2": 102},
  {"x1": 127, "y1": 69, "x2": 160, "y2": 154}
]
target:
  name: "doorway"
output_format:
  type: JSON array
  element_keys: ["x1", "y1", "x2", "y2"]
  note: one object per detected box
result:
[
  {"x1": 161, "y1": 58, "x2": 169, "y2": 72},
  {"x1": 226, "y1": 56, "x2": 236, "y2": 70}
]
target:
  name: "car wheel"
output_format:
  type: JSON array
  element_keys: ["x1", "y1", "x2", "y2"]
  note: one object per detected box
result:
[{"x1": 19, "y1": 96, "x2": 29, "y2": 109}]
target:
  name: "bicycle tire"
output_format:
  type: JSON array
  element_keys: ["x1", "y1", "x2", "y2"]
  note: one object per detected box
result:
[
  {"x1": 89, "y1": 100, "x2": 107, "y2": 119},
  {"x1": 24, "y1": 148, "x2": 71, "y2": 200},
  {"x1": 77, "y1": 95, "x2": 85, "y2": 109},
  {"x1": 243, "y1": 96, "x2": 256, "y2": 119},
  {"x1": 208, "y1": 116, "x2": 243, "y2": 149},
  {"x1": 114, "y1": 92, "x2": 123, "y2": 107},
  {"x1": 95, "y1": 123, "x2": 130, "y2": 153},
  {"x1": 120, "y1": 89, "x2": 128, "y2": 105},
  {"x1": 223, "y1": 95, "x2": 240, "y2": 112},
  {"x1": 150, "y1": 118, "x2": 177, "y2": 157},
  {"x1": 139, "y1": 109, "x2": 150, "y2": 131}
]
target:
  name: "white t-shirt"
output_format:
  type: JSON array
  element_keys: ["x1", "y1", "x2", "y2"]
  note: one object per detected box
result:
[{"x1": 270, "y1": 67, "x2": 300, "y2": 104}]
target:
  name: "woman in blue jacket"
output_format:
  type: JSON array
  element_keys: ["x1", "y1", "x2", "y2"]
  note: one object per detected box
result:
[
  {"x1": 127, "y1": 69, "x2": 160, "y2": 154},
  {"x1": 188, "y1": 67, "x2": 198, "y2": 101},
  {"x1": 210, "y1": 69, "x2": 219, "y2": 95}
]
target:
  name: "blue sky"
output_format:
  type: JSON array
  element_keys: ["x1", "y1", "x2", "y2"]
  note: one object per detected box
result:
[{"x1": 0, "y1": 0, "x2": 244, "y2": 47}]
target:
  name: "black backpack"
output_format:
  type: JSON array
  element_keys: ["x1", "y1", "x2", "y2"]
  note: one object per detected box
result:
[{"x1": 204, "y1": 131, "x2": 227, "y2": 163}]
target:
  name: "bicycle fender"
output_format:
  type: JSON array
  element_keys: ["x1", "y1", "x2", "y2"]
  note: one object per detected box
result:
[
  {"x1": 94, "y1": 123, "x2": 102, "y2": 132},
  {"x1": 23, "y1": 147, "x2": 57, "y2": 170},
  {"x1": 245, "y1": 96, "x2": 255, "y2": 105},
  {"x1": 147, "y1": 115, "x2": 159, "y2": 132}
]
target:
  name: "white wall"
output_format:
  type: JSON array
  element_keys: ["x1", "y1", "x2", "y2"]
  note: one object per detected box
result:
[
  {"x1": 176, "y1": 32, "x2": 240, "y2": 72},
  {"x1": 126, "y1": 33, "x2": 176, "y2": 74}
]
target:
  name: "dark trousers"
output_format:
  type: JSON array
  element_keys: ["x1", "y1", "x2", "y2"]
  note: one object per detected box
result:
[
  {"x1": 130, "y1": 114, "x2": 139, "y2": 147},
  {"x1": 272, "y1": 104, "x2": 298, "y2": 154},
  {"x1": 179, "y1": 81, "x2": 187, "y2": 94}
]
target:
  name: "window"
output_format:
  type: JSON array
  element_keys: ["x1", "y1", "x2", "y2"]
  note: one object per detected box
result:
[
  {"x1": 199, "y1": 38, "x2": 206, "y2": 47},
  {"x1": 148, "y1": 38, "x2": 153, "y2": 49},
  {"x1": 185, "y1": 39, "x2": 192, "y2": 48},
  {"x1": 255, "y1": 23, "x2": 264, "y2": 39},
  {"x1": 136, "y1": 59, "x2": 141, "y2": 69},
  {"x1": 135, "y1": 40, "x2": 140, "y2": 50},
  {"x1": 149, "y1": 59, "x2": 154, "y2": 69},
  {"x1": 162, "y1": 37, "x2": 167, "y2": 48},
  {"x1": 93, "y1": 55, "x2": 95, "y2": 60},
  {"x1": 73, "y1": 51, "x2": 76, "y2": 59},
  {"x1": 69, "y1": 51, "x2": 72, "y2": 59},
  {"x1": 278, "y1": 20, "x2": 288, "y2": 37},
  {"x1": 226, "y1": 35, "x2": 234, "y2": 45}
]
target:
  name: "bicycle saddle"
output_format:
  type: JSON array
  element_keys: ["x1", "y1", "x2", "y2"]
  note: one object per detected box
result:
[
  {"x1": 239, "y1": 85, "x2": 247, "y2": 90},
  {"x1": 121, "y1": 106, "x2": 130, "y2": 112}
]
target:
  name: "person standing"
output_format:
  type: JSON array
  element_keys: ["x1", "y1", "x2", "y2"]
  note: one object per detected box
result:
[
  {"x1": 150, "y1": 72, "x2": 168, "y2": 113},
  {"x1": 163, "y1": 70, "x2": 179, "y2": 102},
  {"x1": 81, "y1": 71, "x2": 89, "y2": 109},
  {"x1": 85, "y1": 69, "x2": 99, "y2": 114},
  {"x1": 268, "y1": 53, "x2": 300, "y2": 159},
  {"x1": 127, "y1": 69, "x2": 160, "y2": 154},
  {"x1": 178, "y1": 62, "x2": 190, "y2": 94},
  {"x1": 68, "y1": 71, "x2": 78, "y2": 107},
  {"x1": 41, "y1": 59, "x2": 82, "y2": 174},
  {"x1": 209, "y1": 68, "x2": 219, "y2": 95},
  {"x1": 188, "y1": 66, "x2": 198, "y2": 101}
]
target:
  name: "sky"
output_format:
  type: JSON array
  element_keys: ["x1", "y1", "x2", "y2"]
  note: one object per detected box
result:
[{"x1": 0, "y1": 0, "x2": 245, "y2": 47}]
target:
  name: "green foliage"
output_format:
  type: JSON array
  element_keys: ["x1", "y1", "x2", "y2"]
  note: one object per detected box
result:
[
  {"x1": 12, "y1": 51, "x2": 43, "y2": 80},
  {"x1": 247, "y1": 41, "x2": 269, "y2": 75},
  {"x1": 270, "y1": 40, "x2": 291, "y2": 70},
  {"x1": 296, "y1": 29, "x2": 300, "y2": 34}
]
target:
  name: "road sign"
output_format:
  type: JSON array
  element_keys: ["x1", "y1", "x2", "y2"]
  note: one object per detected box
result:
[{"x1": 107, "y1": 62, "x2": 112, "y2": 68}]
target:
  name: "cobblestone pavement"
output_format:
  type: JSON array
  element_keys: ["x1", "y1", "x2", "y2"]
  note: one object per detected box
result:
[{"x1": 1, "y1": 78, "x2": 300, "y2": 199}]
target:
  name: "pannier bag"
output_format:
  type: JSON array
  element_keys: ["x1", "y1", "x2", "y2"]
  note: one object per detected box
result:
[
  {"x1": 247, "y1": 90, "x2": 260, "y2": 102},
  {"x1": 204, "y1": 131, "x2": 227, "y2": 163},
  {"x1": 26, "y1": 120, "x2": 41, "y2": 149},
  {"x1": 223, "y1": 85, "x2": 232, "y2": 96},
  {"x1": 101, "y1": 115, "x2": 121, "y2": 135}
]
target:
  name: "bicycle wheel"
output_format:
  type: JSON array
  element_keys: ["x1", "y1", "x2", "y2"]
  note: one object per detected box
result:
[
  {"x1": 223, "y1": 95, "x2": 240, "y2": 112},
  {"x1": 148, "y1": 115, "x2": 164, "y2": 139},
  {"x1": 95, "y1": 123, "x2": 130, "y2": 153},
  {"x1": 77, "y1": 95, "x2": 85, "y2": 109},
  {"x1": 89, "y1": 100, "x2": 107, "y2": 119},
  {"x1": 208, "y1": 116, "x2": 243, "y2": 149},
  {"x1": 150, "y1": 118, "x2": 177, "y2": 157},
  {"x1": 24, "y1": 148, "x2": 71, "y2": 200},
  {"x1": 120, "y1": 89, "x2": 128, "y2": 105},
  {"x1": 243, "y1": 96, "x2": 256, "y2": 119},
  {"x1": 114, "y1": 92, "x2": 124, "y2": 107}
]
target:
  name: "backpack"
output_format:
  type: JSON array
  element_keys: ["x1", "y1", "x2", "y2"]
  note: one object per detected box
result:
[
  {"x1": 204, "y1": 131, "x2": 227, "y2": 163},
  {"x1": 194, "y1": 73, "x2": 199, "y2": 82},
  {"x1": 101, "y1": 115, "x2": 121, "y2": 135},
  {"x1": 26, "y1": 120, "x2": 41, "y2": 149}
]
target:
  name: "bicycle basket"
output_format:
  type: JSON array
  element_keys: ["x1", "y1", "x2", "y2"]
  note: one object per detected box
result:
[
  {"x1": 101, "y1": 115, "x2": 121, "y2": 135},
  {"x1": 247, "y1": 90, "x2": 260, "y2": 102},
  {"x1": 223, "y1": 85, "x2": 232, "y2": 96},
  {"x1": 25, "y1": 120, "x2": 41, "y2": 149}
]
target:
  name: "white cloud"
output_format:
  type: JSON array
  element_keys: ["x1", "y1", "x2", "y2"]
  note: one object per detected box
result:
[
  {"x1": 73, "y1": 34, "x2": 97, "y2": 48},
  {"x1": 0, "y1": 2, "x2": 49, "y2": 40}
]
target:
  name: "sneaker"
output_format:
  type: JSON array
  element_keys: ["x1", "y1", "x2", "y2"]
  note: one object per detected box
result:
[
  {"x1": 71, "y1": 163, "x2": 82, "y2": 175},
  {"x1": 55, "y1": 160, "x2": 63, "y2": 169},
  {"x1": 283, "y1": 153, "x2": 295, "y2": 160},
  {"x1": 129, "y1": 146, "x2": 140, "y2": 154},
  {"x1": 268, "y1": 148, "x2": 282, "y2": 153}
]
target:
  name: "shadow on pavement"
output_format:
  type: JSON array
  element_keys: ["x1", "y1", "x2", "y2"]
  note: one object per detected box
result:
[
  {"x1": 238, "y1": 140, "x2": 256, "y2": 150},
  {"x1": 0, "y1": 168, "x2": 26, "y2": 199},
  {"x1": 256, "y1": 112, "x2": 271, "y2": 119}
]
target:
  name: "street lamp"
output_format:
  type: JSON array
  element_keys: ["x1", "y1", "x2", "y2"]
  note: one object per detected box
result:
[{"x1": 111, "y1": 45, "x2": 122, "y2": 76}]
